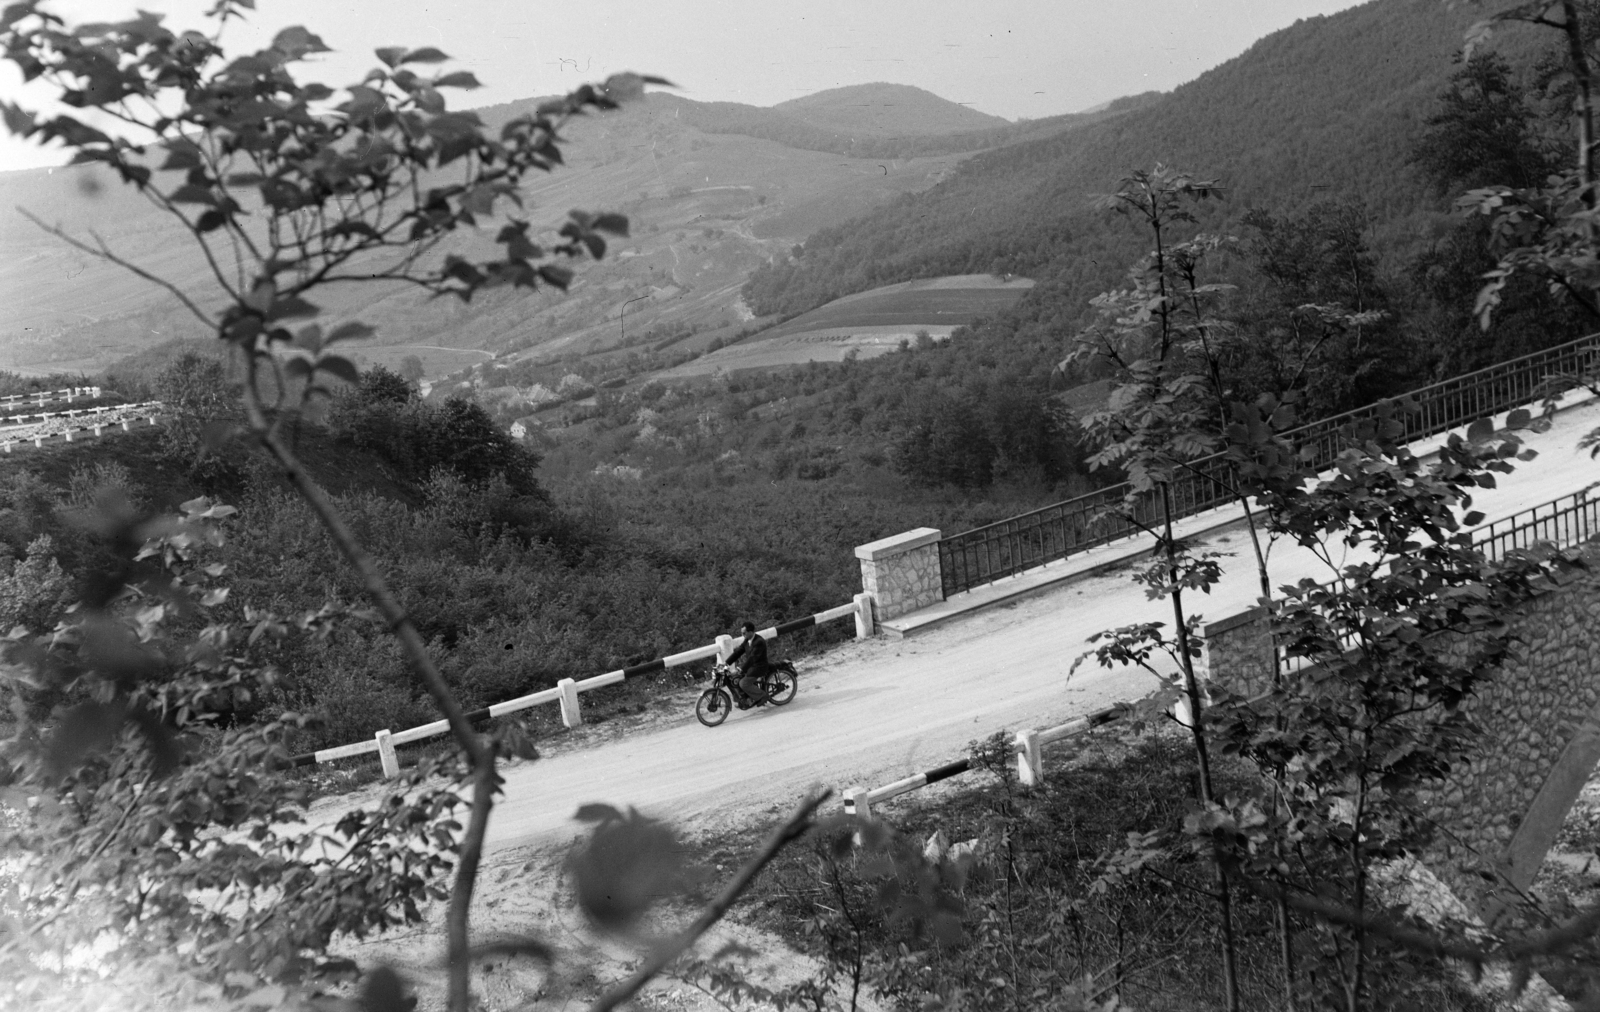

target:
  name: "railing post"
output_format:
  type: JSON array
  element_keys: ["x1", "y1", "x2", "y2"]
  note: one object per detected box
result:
[
  {"x1": 376, "y1": 729, "x2": 399, "y2": 779},
  {"x1": 558, "y1": 677, "x2": 582, "y2": 728},
  {"x1": 853, "y1": 592, "x2": 874, "y2": 639},
  {"x1": 716, "y1": 634, "x2": 734, "y2": 662},
  {"x1": 843, "y1": 786, "x2": 872, "y2": 821},
  {"x1": 1016, "y1": 729, "x2": 1043, "y2": 787},
  {"x1": 1172, "y1": 693, "x2": 1195, "y2": 728}
]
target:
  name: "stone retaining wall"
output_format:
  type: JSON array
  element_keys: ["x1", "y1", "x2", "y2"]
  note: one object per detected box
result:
[{"x1": 1203, "y1": 556, "x2": 1600, "y2": 914}]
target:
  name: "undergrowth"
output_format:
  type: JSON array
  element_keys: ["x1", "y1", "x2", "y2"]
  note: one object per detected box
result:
[{"x1": 703, "y1": 724, "x2": 1496, "y2": 1012}]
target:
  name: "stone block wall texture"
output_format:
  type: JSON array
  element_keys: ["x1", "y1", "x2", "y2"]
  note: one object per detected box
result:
[
  {"x1": 1204, "y1": 564, "x2": 1600, "y2": 913},
  {"x1": 1202, "y1": 607, "x2": 1274, "y2": 696},
  {"x1": 856, "y1": 528, "x2": 944, "y2": 621}
]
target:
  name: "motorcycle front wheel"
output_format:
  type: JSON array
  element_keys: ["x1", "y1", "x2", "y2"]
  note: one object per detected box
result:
[
  {"x1": 767, "y1": 668, "x2": 797, "y2": 706},
  {"x1": 696, "y1": 687, "x2": 732, "y2": 727}
]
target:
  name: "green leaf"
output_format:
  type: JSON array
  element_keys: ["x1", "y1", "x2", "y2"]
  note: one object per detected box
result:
[
  {"x1": 294, "y1": 324, "x2": 323, "y2": 353},
  {"x1": 270, "y1": 25, "x2": 330, "y2": 60},
  {"x1": 503, "y1": 233, "x2": 541, "y2": 261},
  {"x1": 127, "y1": 703, "x2": 181, "y2": 777},
  {"x1": 402, "y1": 46, "x2": 449, "y2": 64},
  {"x1": 327, "y1": 321, "x2": 376, "y2": 343},
  {"x1": 566, "y1": 808, "x2": 685, "y2": 930},
  {"x1": 459, "y1": 184, "x2": 500, "y2": 217},
  {"x1": 600, "y1": 72, "x2": 646, "y2": 103},
  {"x1": 265, "y1": 294, "x2": 320, "y2": 321},
  {"x1": 424, "y1": 110, "x2": 483, "y2": 142},
  {"x1": 434, "y1": 71, "x2": 481, "y2": 89},
  {"x1": 196, "y1": 209, "x2": 227, "y2": 232},
  {"x1": 374, "y1": 46, "x2": 407, "y2": 68},
  {"x1": 316, "y1": 354, "x2": 361, "y2": 385},
  {"x1": 1506, "y1": 408, "x2": 1531, "y2": 428},
  {"x1": 592, "y1": 213, "x2": 629, "y2": 236},
  {"x1": 243, "y1": 279, "x2": 276, "y2": 314},
  {"x1": 0, "y1": 101, "x2": 35, "y2": 137},
  {"x1": 44, "y1": 699, "x2": 128, "y2": 780},
  {"x1": 168, "y1": 183, "x2": 217, "y2": 206},
  {"x1": 538, "y1": 264, "x2": 573, "y2": 289},
  {"x1": 326, "y1": 220, "x2": 381, "y2": 241},
  {"x1": 1465, "y1": 417, "x2": 1495, "y2": 443},
  {"x1": 360, "y1": 966, "x2": 410, "y2": 1012}
]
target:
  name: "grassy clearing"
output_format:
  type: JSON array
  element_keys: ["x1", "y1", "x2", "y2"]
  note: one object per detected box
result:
[{"x1": 760, "y1": 288, "x2": 1033, "y2": 343}]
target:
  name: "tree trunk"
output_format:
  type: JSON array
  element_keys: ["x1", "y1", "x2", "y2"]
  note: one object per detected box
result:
[{"x1": 1162, "y1": 486, "x2": 1241, "y2": 1012}]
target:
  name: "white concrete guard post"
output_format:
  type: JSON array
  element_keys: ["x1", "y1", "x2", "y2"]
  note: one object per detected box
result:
[
  {"x1": 557, "y1": 677, "x2": 582, "y2": 727},
  {"x1": 842, "y1": 786, "x2": 872, "y2": 821},
  {"x1": 715, "y1": 634, "x2": 734, "y2": 662},
  {"x1": 375, "y1": 729, "x2": 399, "y2": 779},
  {"x1": 1172, "y1": 693, "x2": 1194, "y2": 728},
  {"x1": 855, "y1": 527, "x2": 944, "y2": 627},
  {"x1": 852, "y1": 592, "x2": 874, "y2": 640},
  {"x1": 1015, "y1": 729, "x2": 1043, "y2": 787}
]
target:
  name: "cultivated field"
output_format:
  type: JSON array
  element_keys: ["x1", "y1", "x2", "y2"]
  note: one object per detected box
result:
[{"x1": 664, "y1": 274, "x2": 1034, "y2": 376}]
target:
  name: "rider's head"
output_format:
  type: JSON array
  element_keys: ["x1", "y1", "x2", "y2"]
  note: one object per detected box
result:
[{"x1": 741, "y1": 621, "x2": 756, "y2": 639}]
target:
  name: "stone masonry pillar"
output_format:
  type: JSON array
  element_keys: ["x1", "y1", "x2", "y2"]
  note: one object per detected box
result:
[{"x1": 855, "y1": 527, "x2": 944, "y2": 626}]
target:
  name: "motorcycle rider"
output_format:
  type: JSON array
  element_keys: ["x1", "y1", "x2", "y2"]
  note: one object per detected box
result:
[{"x1": 727, "y1": 621, "x2": 772, "y2": 708}]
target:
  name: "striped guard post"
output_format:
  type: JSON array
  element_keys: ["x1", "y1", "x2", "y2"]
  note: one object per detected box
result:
[
  {"x1": 849, "y1": 757, "x2": 976, "y2": 818},
  {"x1": 1036, "y1": 702, "x2": 1130, "y2": 746}
]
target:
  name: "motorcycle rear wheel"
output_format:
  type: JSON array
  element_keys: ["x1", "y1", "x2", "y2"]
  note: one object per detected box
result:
[
  {"x1": 696, "y1": 687, "x2": 732, "y2": 727},
  {"x1": 767, "y1": 667, "x2": 797, "y2": 706}
]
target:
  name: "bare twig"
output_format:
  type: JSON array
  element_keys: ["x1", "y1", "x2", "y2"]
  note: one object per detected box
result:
[
  {"x1": 16, "y1": 209, "x2": 215, "y2": 329},
  {"x1": 1239, "y1": 875, "x2": 1600, "y2": 966},
  {"x1": 586, "y1": 789, "x2": 832, "y2": 1012}
]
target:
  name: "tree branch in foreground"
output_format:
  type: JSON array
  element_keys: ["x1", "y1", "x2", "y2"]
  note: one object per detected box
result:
[
  {"x1": 241, "y1": 380, "x2": 495, "y2": 1012},
  {"x1": 587, "y1": 789, "x2": 833, "y2": 1012},
  {"x1": 1241, "y1": 874, "x2": 1600, "y2": 968}
]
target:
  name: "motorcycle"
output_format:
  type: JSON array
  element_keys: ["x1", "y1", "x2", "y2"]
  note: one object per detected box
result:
[{"x1": 694, "y1": 659, "x2": 798, "y2": 727}]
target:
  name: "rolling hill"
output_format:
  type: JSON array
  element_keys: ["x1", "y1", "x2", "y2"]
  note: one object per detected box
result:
[
  {"x1": 3, "y1": 0, "x2": 1561, "y2": 391},
  {"x1": 0, "y1": 82, "x2": 1112, "y2": 378},
  {"x1": 740, "y1": 0, "x2": 1558, "y2": 336},
  {"x1": 773, "y1": 83, "x2": 1010, "y2": 136}
]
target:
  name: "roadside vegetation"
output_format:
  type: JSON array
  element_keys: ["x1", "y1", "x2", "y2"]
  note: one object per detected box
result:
[{"x1": 5, "y1": 0, "x2": 1600, "y2": 1010}]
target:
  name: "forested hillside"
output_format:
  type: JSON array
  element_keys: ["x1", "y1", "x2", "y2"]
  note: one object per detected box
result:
[{"x1": 740, "y1": 0, "x2": 1551, "y2": 327}]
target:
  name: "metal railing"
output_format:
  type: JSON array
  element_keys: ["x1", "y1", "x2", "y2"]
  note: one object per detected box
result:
[
  {"x1": 938, "y1": 333, "x2": 1600, "y2": 597},
  {"x1": 1270, "y1": 484, "x2": 1600, "y2": 674},
  {"x1": 852, "y1": 485, "x2": 1600, "y2": 819},
  {"x1": 1474, "y1": 483, "x2": 1600, "y2": 564}
]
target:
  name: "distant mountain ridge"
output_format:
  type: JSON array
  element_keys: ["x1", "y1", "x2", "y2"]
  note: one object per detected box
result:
[
  {"x1": 740, "y1": 0, "x2": 1555, "y2": 326},
  {"x1": 774, "y1": 82, "x2": 1010, "y2": 135},
  {"x1": 9, "y1": 77, "x2": 1108, "y2": 374}
]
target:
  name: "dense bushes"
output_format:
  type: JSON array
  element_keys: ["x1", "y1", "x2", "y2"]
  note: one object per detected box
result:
[
  {"x1": 199, "y1": 470, "x2": 998, "y2": 749},
  {"x1": 330, "y1": 367, "x2": 543, "y2": 496}
]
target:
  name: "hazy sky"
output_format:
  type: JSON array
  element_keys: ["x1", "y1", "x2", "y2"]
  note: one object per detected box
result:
[{"x1": 0, "y1": 0, "x2": 1371, "y2": 172}]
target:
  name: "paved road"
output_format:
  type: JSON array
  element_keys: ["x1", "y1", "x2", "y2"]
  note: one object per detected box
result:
[{"x1": 467, "y1": 397, "x2": 1600, "y2": 858}]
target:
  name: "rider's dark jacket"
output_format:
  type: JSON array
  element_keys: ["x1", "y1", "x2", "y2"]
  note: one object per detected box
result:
[{"x1": 728, "y1": 633, "x2": 770, "y2": 678}]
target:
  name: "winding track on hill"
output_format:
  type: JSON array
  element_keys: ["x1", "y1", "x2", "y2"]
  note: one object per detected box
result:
[{"x1": 448, "y1": 398, "x2": 1600, "y2": 866}]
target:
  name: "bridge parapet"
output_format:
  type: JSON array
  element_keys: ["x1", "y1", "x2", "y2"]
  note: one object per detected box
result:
[{"x1": 855, "y1": 527, "x2": 944, "y2": 625}]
